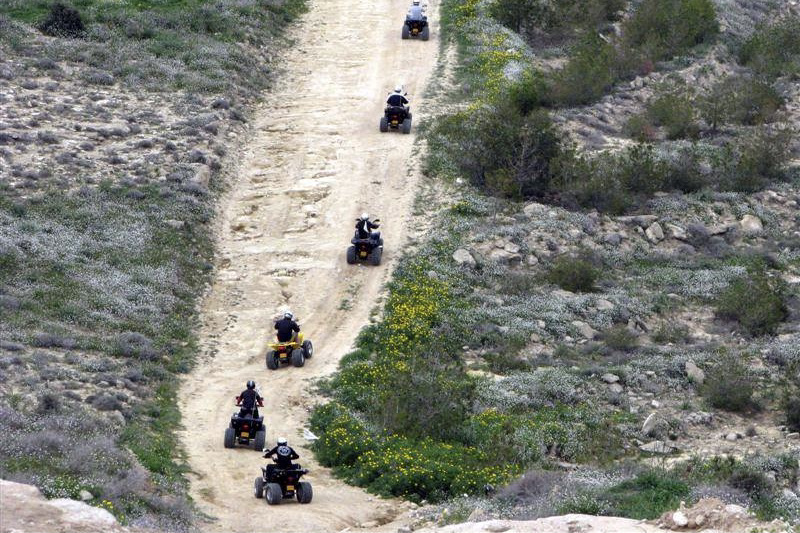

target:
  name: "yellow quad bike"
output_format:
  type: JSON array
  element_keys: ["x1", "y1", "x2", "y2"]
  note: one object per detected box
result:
[{"x1": 266, "y1": 334, "x2": 313, "y2": 370}]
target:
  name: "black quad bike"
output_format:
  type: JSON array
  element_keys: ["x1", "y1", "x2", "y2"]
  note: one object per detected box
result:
[
  {"x1": 347, "y1": 230, "x2": 383, "y2": 266},
  {"x1": 402, "y1": 16, "x2": 429, "y2": 40},
  {"x1": 266, "y1": 337, "x2": 314, "y2": 370},
  {"x1": 380, "y1": 105, "x2": 412, "y2": 134},
  {"x1": 224, "y1": 404, "x2": 266, "y2": 450},
  {"x1": 254, "y1": 463, "x2": 313, "y2": 505}
]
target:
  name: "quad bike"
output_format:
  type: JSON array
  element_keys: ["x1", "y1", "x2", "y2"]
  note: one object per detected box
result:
[
  {"x1": 380, "y1": 105, "x2": 412, "y2": 134},
  {"x1": 254, "y1": 462, "x2": 313, "y2": 505},
  {"x1": 266, "y1": 335, "x2": 313, "y2": 370},
  {"x1": 224, "y1": 402, "x2": 266, "y2": 451},
  {"x1": 402, "y1": 14, "x2": 429, "y2": 40},
  {"x1": 347, "y1": 225, "x2": 383, "y2": 266}
]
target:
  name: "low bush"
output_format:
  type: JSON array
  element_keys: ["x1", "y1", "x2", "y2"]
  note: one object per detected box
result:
[
  {"x1": 489, "y1": 0, "x2": 623, "y2": 41},
  {"x1": 784, "y1": 397, "x2": 800, "y2": 432},
  {"x1": 38, "y1": 2, "x2": 85, "y2": 38},
  {"x1": 608, "y1": 471, "x2": 691, "y2": 519},
  {"x1": 547, "y1": 254, "x2": 599, "y2": 292},
  {"x1": 739, "y1": 17, "x2": 800, "y2": 80},
  {"x1": 715, "y1": 270, "x2": 787, "y2": 336},
  {"x1": 721, "y1": 128, "x2": 792, "y2": 193},
  {"x1": 702, "y1": 351, "x2": 754, "y2": 411},
  {"x1": 622, "y1": 0, "x2": 718, "y2": 62},
  {"x1": 548, "y1": 33, "x2": 620, "y2": 106},
  {"x1": 700, "y1": 76, "x2": 783, "y2": 129},
  {"x1": 601, "y1": 325, "x2": 638, "y2": 352},
  {"x1": 645, "y1": 87, "x2": 699, "y2": 140}
]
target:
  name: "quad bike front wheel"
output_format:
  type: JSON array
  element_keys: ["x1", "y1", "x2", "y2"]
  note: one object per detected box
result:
[
  {"x1": 266, "y1": 350, "x2": 278, "y2": 370},
  {"x1": 370, "y1": 247, "x2": 383, "y2": 266},
  {"x1": 379, "y1": 116, "x2": 389, "y2": 132},
  {"x1": 253, "y1": 430, "x2": 266, "y2": 451},
  {"x1": 402, "y1": 118, "x2": 412, "y2": 134},
  {"x1": 401, "y1": 25, "x2": 410, "y2": 39},
  {"x1": 224, "y1": 427, "x2": 235, "y2": 449},
  {"x1": 302, "y1": 339, "x2": 313, "y2": 359},
  {"x1": 296, "y1": 481, "x2": 313, "y2": 504},
  {"x1": 254, "y1": 477, "x2": 265, "y2": 499},
  {"x1": 291, "y1": 348, "x2": 305, "y2": 367},
  {"x1": 346, "y1": 245, "x2": 357, "y2": 264},
  {"x1": 266, "y1": 483, "x2": 283, "y2": 505}
]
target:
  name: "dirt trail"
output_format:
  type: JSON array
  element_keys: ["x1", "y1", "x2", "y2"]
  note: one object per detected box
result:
[{"x1": 178, "y1": 0, "x2": 439, "y2": 531}]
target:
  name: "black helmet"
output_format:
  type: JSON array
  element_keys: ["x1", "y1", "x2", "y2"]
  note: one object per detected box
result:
[{"x1": 246, "y1": 380, "x2": 256, "y2": 389}]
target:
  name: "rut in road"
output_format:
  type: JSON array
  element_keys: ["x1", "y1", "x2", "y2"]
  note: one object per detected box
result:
[{"x1": 178, "y1": 0, "x2": 441, "y2": 530}]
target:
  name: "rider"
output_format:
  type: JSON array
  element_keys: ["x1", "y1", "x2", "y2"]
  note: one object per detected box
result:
[
  {"x1": 264, "y1": 437, "x2": 300, "y2": 469},
  {"x1": 386, "y1": 86, "x2": 410, "y2": 111},
  {"x1": 407, "y1": 0, "x2": 426, "y2": 21},
  {"x1": 355, "y1": 213, "x2": 381, "y2": 244},
  {"x1": 236, "y1": 380, "x2": 264, "y2": 418},
  {"x1": 275, "y1": 311, "x2": 303, "y2": 344}
]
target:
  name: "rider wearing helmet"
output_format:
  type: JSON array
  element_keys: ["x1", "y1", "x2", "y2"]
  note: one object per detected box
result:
[
  {"x1": 274, "y1": 311, "x2": 302, "y2": 344},
  {"x1": 355, "y1": 213, "x2": 381, "y2": 244},
  {"x1": 407, "y1": 0, "x2": 425, "y2": 21},
  {"x1": 236, "y1": 380, "x2": 264, "y2": 418},
  {"x1": 264, "y1": 437, "x2": 300, "y2": 469},
  {"x1": 386, "y1": 86, "x2": 410, "y2": 108}
]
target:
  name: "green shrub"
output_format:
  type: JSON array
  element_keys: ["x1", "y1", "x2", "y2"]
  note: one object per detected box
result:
[
  {"x1": 715, "y1": 270, "x2": 787, "y2": 336},
  {"x1": 623, "y1": 0, "x2": 718, "y2": 62},
  {"x1": 729, "y1": 466, "x2": 773, "y2": 498},
  {"x1": 608, "y1": 471, "x2": 691, "y2": 519},
  {"x1": 38, "y1": 2, "x2": 85, "y2": 38},
  {"x1": 547, "y1": 254, "x2": 599, "y2": 292},
  {"x1": 646, "y1": 88, "x2": 699, "y2": 139},
  {"x1": 702, "y1": 351, "x2": 754, "y2": 411},
  {"x1": 490, "y1": 0, "x2": 624, "y2": 39},
  {"x1": 739, "y1": 18, "x2": 800, "y2": 80},
  {"x1": 783, "y1": 396, "x2": 800, "y2": 432},
  {"x1": 652, "y1": 323, "x2": 690, "y2": 344},
  {"x1": 548, "y1": 33, "x2": 620, "y2": 106},
  {"x1": 601, "y1": 325, "x2": 638, "y2": 352},
  {"x1": 724, "y1": 128, "x2": 792, "y2": 193},
  {"x1": 701, "y1": 76, "x2": 783, "y2": 129},
  {"x1": 624, "y1": 114, "x2": 658, "y2": 142}
]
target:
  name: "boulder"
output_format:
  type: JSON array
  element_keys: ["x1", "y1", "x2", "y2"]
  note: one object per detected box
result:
[
  {"x1": 645, "y1": 222, "x2": 664, "y2": 243},
  {"x1": 489, "y1": 248, "x2": 522, "y2": 266},
  {"x1": 685, "y1": 361, "x2": 705, "y2": 385},
  {"x1": 639, "y1": 440, "x2": 676, "y2": 454},
  {"x1": 572, "y1": 321, "x2": 597, "y2": 339},
  {"x1": 453, "y1": 248, "x2": 476, "y2": 268},
  {"x1": 665, "y1": 223, "x2": 688, "y2": 241},
  {"x1": 672, "y1": 511, "x2": 689, "y2": 527},
  {"x1": 641, "y1": 412, "x2": 664, "y2": 437},
  {"x1": 601, "y1": 373, "x2": 620, "y2": 384},
  {"x1": 739, "y1": 214, "x2": 763, "y2": 235}
]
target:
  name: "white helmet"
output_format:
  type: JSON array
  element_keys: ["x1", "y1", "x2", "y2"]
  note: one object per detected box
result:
[
  {"x1": 394, "y1": 86, "x2": 403, "y2": 93},
  {"x1": 277, "y1": 437, "x2": 288, "y2": 446},
  {"x1": 283, "y1": 310, "x2": 293, "y2": 320},
  {"x1": 360, "y1": 212, "x2": 369, "y2": 220}
]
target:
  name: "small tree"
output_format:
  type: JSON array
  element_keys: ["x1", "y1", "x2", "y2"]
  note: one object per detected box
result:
[{"x1": 39, "y1": 2, "x2": 85, "y2": 38}]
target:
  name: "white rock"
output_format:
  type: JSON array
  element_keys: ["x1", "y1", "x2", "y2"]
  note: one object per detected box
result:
[
  {"x1": 645, "y1": 222, "x2": 664, "y2": 243},
  {"x1": 601, "y1": 373, "x2": 620, "y2": 384},
  {"x1": 739, "y1": 214, "x2": 764, "y2": 235},
  {"x1": 725, "y1": 504, "x2": 746, "y2": 515},
  {"x1": 641, "y1": 413, "x2": 661, "y2": 436},
  {"x1": 609, "y1": 384, "x2": 624, "y2": 394},
  {"x1": 639, "y1": 440, "x2": 676, "y2": 454},
  {"x1": 526, "y1": 255, "x2": 539, "y2": 266},
  {"x1": 725, "y1": 432, "x2": 739, "y2": 441},
  {"x1": 504, "y1": 242, "x2": 521, "y2": 254},
  {"x1": 665, "y1": 223, "x2": 688, "y2": 241},
  {"x1": 595, "y1": 298, "x2": 614, "y2": 310},
  {"x1": 453, "y1": 248, "x2": 477, "y2": 267},
  {"x1": 672, "y1": 511, "x2": 689, "y2": 527},
  {"x1": 685, "y1": 361, "x2": 705, "y2": 385},
  {"x1": 572, "y1": 321, "x2": 597, "y2": 339},
  {"x1": 78, "y1": 490, "x2": 93, "y2": 502}
]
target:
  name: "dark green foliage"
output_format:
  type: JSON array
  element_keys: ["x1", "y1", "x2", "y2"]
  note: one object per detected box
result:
[
  {"x1": 739, "y1": 17, "x2": 800, "y2": 80},
  {"x1": 784, "y1": 397, "x2": 800, "y2": 432},
  {"x1": 489, "y1": 0, "x2": 623, "y2": 40},
  {"x1": 608, "y1": 471, "x2": 691, "y2": 519},
  {"x1": 429, "y1": 102, "x2": 563, "y2": 199},
  {"x1": 623, "y1": 0, "x2": 718, "y2": 62},
  {"x1": 729, "y1": 467, "x2": 773, "y2": 498},
  {"x1": 721, "y1": 128, "x2": 792, "y2": 192},
  {"x1": 38, "y1": 2, "x2": 85, "y2": 37},
  {"x1": 547, "y1": 254, "x2": 599, "y2": 292},
  {"x1": 646, "y1": 87, "x2": 699, "y2": 140},
  {"x1": 700, "y1": 76, "x2": 783, "y2": 129},
  {"x1": 601, "y1": 325, "x2": 638, "y2": 352},
  {"x1": 702, "y1": 352, "x2": 755, "y2": 411},
  {"x1": 715, "y1": 270, "x2": 787, "y2": 336},
  {"x1": 548, "y1": 33, "x2": 619, "y2": 106}
]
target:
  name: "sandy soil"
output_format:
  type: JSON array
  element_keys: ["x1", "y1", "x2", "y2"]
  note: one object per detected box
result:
[{"x1": 178, "y1": 0, "x2": 440, "y2": 530}]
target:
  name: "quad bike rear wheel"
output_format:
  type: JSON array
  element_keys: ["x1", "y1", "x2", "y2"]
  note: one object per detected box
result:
[
  {"x1": 346, "y1": 245, "x2": 357, "y2": 264},
  {"x1": 253, "y1": 430, "x2": 266, "y2": 451},
  {"x1": 401, "y1": 25, "x2": 410, "y2": 39},
  {"x1": 302, "y1": 339, "x2": 313, "y2": 359},
  {"x1": 254, "y1": 477, "x2": 265, "y2": 499},
  {"x1": 266, "y1": 483, "x2": 283, "y2": 505},
  {"x1": 370, "y1": 247, "x2": 382, "y2": 266},
  {"x1": 224, "y1": 427, "x2": 235, "y2": 449},
  {"x1": 421, "y1": 26, "x2": 430, "y2": 40},
  {"x1": 266, "y1": 350, "x2": 278, "y2": 370},
  {"x1": 296, "y1": 481, "x2": 313, "y2": 504},
  {"x1": 379, "y1": 116, "x2": 389, "y2": 132},
  {"x1": 291, "y1": 348, "x2": 305, "y2": 367},
  {"x1": 402, "y1": 118, "x2": 412, "y2": 134}
]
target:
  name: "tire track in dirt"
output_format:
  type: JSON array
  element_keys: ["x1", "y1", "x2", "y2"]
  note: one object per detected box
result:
[{"x1": 179, "y1": 0, "x2": 440, "y2": 530}]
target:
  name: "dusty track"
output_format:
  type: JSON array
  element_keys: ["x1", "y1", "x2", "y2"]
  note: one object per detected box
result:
[{"x1": 178, "y1": 0, "x2": 439, "y2": 530}]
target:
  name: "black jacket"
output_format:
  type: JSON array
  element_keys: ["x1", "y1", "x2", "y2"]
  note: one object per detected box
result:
[
  {"x1": 275, "y1": 317, "x2": 300, "y2": 342},
  {"x1": 237, "y1": 388, "x2": 263, "y2": 410},
  {"x1": 355, "y1": 219, "x2": 379, "y2": 239},
  {"x1": 386, "y1": 93, "x2": 409, "y2": 107},
  {"x1": 264, "y1": 445, "x2": 300, "y2": 468}
]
